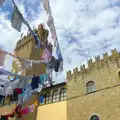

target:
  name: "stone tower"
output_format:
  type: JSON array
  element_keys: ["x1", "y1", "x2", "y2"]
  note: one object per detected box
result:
[
  {"x1": 13, "y1": 24, "x2": 52, "y2": 120},
  {"x1": 14, "y1": 24, "x2": 52, "y2": 76}
]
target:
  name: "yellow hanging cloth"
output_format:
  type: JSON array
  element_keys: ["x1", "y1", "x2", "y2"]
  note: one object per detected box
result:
[{"x1": 33, "y1": 100, "x2": 38, "y2": 107}]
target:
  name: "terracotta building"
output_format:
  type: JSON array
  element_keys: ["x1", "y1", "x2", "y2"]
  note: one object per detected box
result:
[{"x1": 66, "y1": 48, "x2": 120, "y2": 120}]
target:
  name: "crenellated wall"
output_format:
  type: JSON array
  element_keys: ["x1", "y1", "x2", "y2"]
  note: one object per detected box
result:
[
  {"x1": 66, "y1": 48, "x2": 120, "y2": 120},
  {"x1": 13, "y1": 24, "x2": 52, "y2": 76},
  {"x1": 67, "y1": 48, "x2": 120, "y2": 79},
  {"x1": 14, "y1": 24, "x2": 51, "y2": 59}
]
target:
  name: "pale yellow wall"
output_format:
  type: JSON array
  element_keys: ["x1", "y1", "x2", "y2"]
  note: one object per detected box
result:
[{"x1": 36, "y1": 101, "x2": 67, "y2": 120}]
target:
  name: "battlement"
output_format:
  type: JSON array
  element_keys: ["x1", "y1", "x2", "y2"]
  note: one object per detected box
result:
[
  {"x1": 66, "y1": 48, "x2": 120, "y2": 78},
  {"x1": 15, "y1": 24, "x2": 49, "y2": 50}
]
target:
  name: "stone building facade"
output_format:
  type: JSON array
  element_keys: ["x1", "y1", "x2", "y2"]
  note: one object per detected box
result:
[{"x1": 66, "y1": 48, "x2": 120, "y2": 120}]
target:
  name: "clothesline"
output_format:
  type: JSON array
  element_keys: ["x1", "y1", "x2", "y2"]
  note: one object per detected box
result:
[
  {"x1": 0, "y1": 105, "x2": 19, "y2": 116},
  {"x1": 0, "y1": 0, "x2": 63, "y2": 65},
  {"x1": 0, "y1": 0, "x2": 63, "y2": 84},
  {"x1": 0, "y1": 0, "x2": 64, "y2": 112},
  {"x1": 11, "y1": 0, "x2": 63, "y2": 62},
  {"x1": 0, "y1": 47, "x2": 62, "y2": 78},
  {"x1": 0, "y1": 100, "x2": 38, "y2": 118}
]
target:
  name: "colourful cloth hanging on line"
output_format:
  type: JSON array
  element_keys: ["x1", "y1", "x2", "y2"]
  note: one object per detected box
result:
[
  {"x1": 51, "y1": 31, "x2": 56, "y2": 40},
  {"x1": 39, "y1": 95, "x2": 44, "y2": 103},
  {"x1": 25, "y1": 21, "x2": 41, "y2": 48},
  {"x1": 0, "y1": 0, "x2": 5, "y2": 6},
  {"x1": 0, "y1": 49, "x2": 7, "y2": 66},
  {"x1": 9, "y1": 112, "x2": 14, "y2": 118},
  {"x1": 0, "y1": 95, "x2": 5, "y2": 103},
  {"x1": 5, "y1": 86, "x2": 13, "y2": 96},
  {"x1": 46, "y1": 56, "x2": 60, "y2": 72},
  {"x1": 11, "y1": 5, "x2": 24, "y2": 32},
  {"x1": 21, "y1": 108, "x2": 29, "y2": 114},
  {"x1": 23, "y1": 82, "x2": 32, "y2": 102},
  {"x1": 33, "y1": 100, "x2": 38, "y2": 107},
  {"x1": 42, "y1": 0, "x2": 63, "y2": 66},
  {"x1": 31, "y1": 76, "x2": 39, "y2": 90},
  {"x1": 11, "y1": 0, "x2": 41, "y2": 48},
  {"x1": 16, "y1": 57, "x2": 32, "y2": 71},
  {"x1": 0, "y1": 116, "x2": 8, "y2": 120},
  {"x1": 0, "y1": 68, "x2": 14, "y2": 76},
  {"x1": 17, "y1": 94, "x2": 23, "y2": 105},
  {"x1": 42, "y1": 48, "x2": 52, "y2": 62},
  {"x1": 47, "y1": 14, "x2": 54, "y2": 28},
  {"x1": 43, "y1": 0, "x2": 51, "y2": 14},
  {"x1": 56, "y1": 41, "x2": 63, "y2": 61},
  {"x1": 28, "y1": 104, "x2": 34, "y2": 112},
  {"x1": 15, "y1": 88, "x2": 23, "y2": 94},
  {"x1": 39, "y1": 74, "x2": 48, "y2": 84}
]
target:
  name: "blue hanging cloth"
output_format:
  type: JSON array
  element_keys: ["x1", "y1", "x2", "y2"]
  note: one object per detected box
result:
[
  {"x1": 39, "y1": 95, "x2": 44, "y2": 103},
  {"x1": 31, "y1": 76, "x2": 39, "y2": 90},
  {"x1": 11, "y1": 0, "x2": 41, "y2": 48},
  {"x1": 25, "y1": 22, "x2": 41, "y2": 48},
  {"x1": 56, "y1": 40, "x2": 63, "y2": 61},
  {"x1": 11, "y1": 5, "x2": 24, "y2": 32},
  {"x1": 39, "y1": 74, "x2": 48, "y2": 85},
  {"x1": 23, "y1": 83, "x2": 32, "y2": 102}
]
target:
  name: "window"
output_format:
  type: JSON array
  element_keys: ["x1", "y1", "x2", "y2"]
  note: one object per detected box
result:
[
  {"x1": 60, "y1": 88, "x2": 66, "y2": 100},
  {"x1": 52, "y1": 90, "x2": 60, "y2": 102},
  {"x1": 45, "y1": 92, "x2": 52, "y2": 104},
  {"x1": 39, "y1": 95, "x2": 45, "y2": 105},
  {"x1": 90, "y1": 115, "x2": 99, "y2": 120},
  {"x1": 118, "y1": 71, "x2": 120, "y2": 77},
  {"x1": 86, "y1": 81, "x2": 96, "y2": 93}
]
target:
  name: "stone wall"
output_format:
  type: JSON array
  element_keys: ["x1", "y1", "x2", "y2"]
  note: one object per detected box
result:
[
  {"x1": 66, "y1": 48, "x2": 120, "y2": 120},
  {"x1": 14, "y1": 24, "x2": 52, "y2": 76}
]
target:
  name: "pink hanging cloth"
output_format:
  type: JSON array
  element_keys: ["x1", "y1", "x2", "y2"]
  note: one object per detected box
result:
[
  {"x1": 51, "y1": 31, "x2": 56, "y2": 40},
  {"x1": 28, "y1": 104, "x2": 34, "y2": 113},
  {"x1": 42, "y1": 48, "x2": 52, "y2": 62},
  {"x1": 21, "y1": 108, "x2": 29, "y2": 114}
]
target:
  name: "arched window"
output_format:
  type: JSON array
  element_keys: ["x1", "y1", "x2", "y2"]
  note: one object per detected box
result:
[
  {"x1": 60, "y1": 88, "x2": 66, "y2": 100},
  {"x1": 86, "y1": 81, "x2": 96, "y2": 93},
  {"x1": 45, "y1": 92, "x2": 52, "y2": 104},
  {"x1": 39, "y1": 95, "x2": 45, "y2": 105},
  {"x1": 52, "y1": 90, "x2": 60, "y2": 102},
  {"x1": 90, "y1": 115, "x2": 99, "y2": 120}
]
